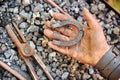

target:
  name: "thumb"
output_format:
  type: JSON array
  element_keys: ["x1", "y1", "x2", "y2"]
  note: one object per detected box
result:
[{"x1": 82, "y1": 8, "x2": 100, "y2": 29}]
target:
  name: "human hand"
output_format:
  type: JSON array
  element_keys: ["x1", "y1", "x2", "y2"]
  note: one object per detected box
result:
[{"x1": 44, "y1": 8, "x2": 110, "y2": 66}]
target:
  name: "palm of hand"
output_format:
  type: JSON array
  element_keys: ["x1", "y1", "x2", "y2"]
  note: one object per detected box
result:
[{"x1": 44, "y1": 8, "x2": 110, "y2": 66}]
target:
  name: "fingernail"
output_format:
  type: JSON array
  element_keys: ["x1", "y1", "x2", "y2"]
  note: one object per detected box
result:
[{"x1": 83, "y1": 8, "x2": 89, "y2": 13}]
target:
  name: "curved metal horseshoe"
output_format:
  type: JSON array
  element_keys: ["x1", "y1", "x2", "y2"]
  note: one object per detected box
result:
[{"x1": 52, "y1": 20, "x2": 83, "y2": 46}]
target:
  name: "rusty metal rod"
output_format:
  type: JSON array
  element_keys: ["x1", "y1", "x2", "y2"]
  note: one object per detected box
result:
[
  {"x1": 0, "y1": 61, "x2": 26, "y2": 80},
  {"x1": 45, "y1": 0, "x2": 85, "y2": 27}
]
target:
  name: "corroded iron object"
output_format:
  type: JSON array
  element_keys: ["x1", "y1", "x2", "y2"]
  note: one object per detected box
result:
[
  {"x1": 0, "y1": 61, "x2": 26, "y2": 80},
  {"x1": 52, "y1": 20, "x2": 83, "y2": 46},
  {"x1": 6, "y1": 22, "x2": 53, "y2": 80}
]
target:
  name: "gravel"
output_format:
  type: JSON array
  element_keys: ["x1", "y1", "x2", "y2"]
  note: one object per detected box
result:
[
  {"x1": 0, "y1": 0, "x2": 120, "y2": 80},
  {"x1": 61, "y1": 72, "x2": 69, "y2": 80}
]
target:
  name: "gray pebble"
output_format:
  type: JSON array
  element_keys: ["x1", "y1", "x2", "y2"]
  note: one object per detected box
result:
[
  {"x1": 62, "y1": 72, "x2": 69, "y2": 80},
  {"x1": 13, "y1": 7, "x2": 19, "y2": 13},
  {"x1": 12, "y1": 56, "x2": 19, "y2": 60},
  {"x1": 37, "y1": 69, "x2": 43, "y2": 76},
  {"x1": 106, "y1": 35, "x2": 111, "y2": 42},
  {"x1": 48, "y1": 52, "x2": 56, "y2": 61},
  {"x1": 34, "y1": 4, "x2": 43, "y2": 12},
  {"x1": 34, "y1": 19, "x2": 41, "y2": 25},
  {"x1": 98, "y1": 3, "x2": 105, "y2": 11},
  {"x1": 83, "y1": 73, "x2": 91, "y2": 79},
  {"x1": 74, "y1": 7, "x2": 79, "y2": 13},
  {"x1": 4, "y1": 49, "x2": 13, "y2": 58},
  {"x1": 37, "y1": 46, "x2": 43, "y2": 52},
  {"x1": 89, "y1": 68, "x2": 94, "y2": 74},
  {"x1": 56, "y1": 69, "x2": 62, "y2": 76},
  {"x1": 11, "y1": 77, "x2": 17, "y2": 80},
  {"x1": 91, "y1": 5, "x2": 98, "y2": 13},
  {"x1": 1, "y1": 44, "x2": 7, "y2": 51},
  {"x1": 29, "y1": 41, "x2": 35, "y2": 49},
  {"x1": 16, "y1": 0, "x2": 21, "y2": 5},
  {"x1": 19, "y1": 22, "x2": 28, "y2": 29},
  {"x1": 109, "y1": 10, "x2": 115, "y2": 17},
  {"x1": 27, "y1": 25, "x2": 39, "y2": 33},
  {"x1": 107, "y1": 29, "x2": 112, "y2": 34},
  {"x1": 20, "y1": 10, "x2": 32, "y2": 20},
  {"x1": 21, "y1": 64, "x2": 27, "y2": 71}
]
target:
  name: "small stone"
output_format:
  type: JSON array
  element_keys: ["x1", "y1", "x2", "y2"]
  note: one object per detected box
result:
[
  {"x1": 37, "y1": 69, "x2": 43, "y2": 76},
  {"x1": 16, "y1": 0, "x2": 21, "y2": 5},
  {"x1": 32, "y1": 12, "x2": 40, "y2": 19},
  {"x1": 107, "y1": 29, "x2": 112, "y2": 34},
  {"x1": 89, "y1": 68, "x2": 94, "y2": 74},
  {"x1": 37, "y1": 46, "x2": 43, "y2": 52},
  {"x1": 1, "y1": 44, "x2": 7, "y2": 51},
  {"x1": 109, "y1": 10, "x2": 115, "y2": 16},
  {"x1": 42, "y1": 39, "x2": 48, "y2": 47},
  {"x1": 77, "y1": 16, "x2": 83, "y2": 22},
  {"x1": 21, "y1": 64, "x2": 27, "y2": 71},
  {"x1": 34, "y1": 4, "x2": 43, "y2": 12},
  {"x1": 51, "y1": 72, "x2": 57, "y2": 78},
  {"x1": 83, "y1": 73, "x2": 91, "y2": 79},
  {"x1": 56, "y1": 69, "x2": 62, "y2": 76},
  {"x1": 27, "y1": 25, "x2": 39, "y2": 33},
  {"x1": 113, "y1": 27, "x2": 120, "y2": 35},
  {"x1": 20, "y1": 10, "x2": 32, "y2": 20},
  {"x1": 22, "y1": 0, "x2": 32, "y2": 6},
  {"x1": 104, "y1": 24, "x2": 110, "y2": 29},
  {"x1": 19, "y1": 22, "x2": 28, "y2": 29},
  {"x1": 24, "y1": 5, "x2": 31, "y2": 12},
  {"x1": 98, "y1": 3, "x2": 105, "y2": 11},
  {"x1": 48, "y1": 52, "x2": 56, "y2": 60},
  {"x1": 13, "y1": 7, "x2": 19, "y2": 13},
  {"x1": 34, "y1": 19, "x2": 41, "y2": 25},
  {"x1": 91, "y1": 5, "x2": 98, "y2": 13},
  {"x1": 4, "y1": 49, "x2": 13, "y2": 58},
  {"x1": 29, "y1": 41, "x2": 35, "y2": 49},
  {"x1": 26, "y1": 33, "x2": 32, "y2": 40},
  {"x1": 62, "y1": 72, "x2": 69, "y2": 80},
  {"x1": 12, "y1": 56, "x2": 18, "y2": 60},
  {"x1": 11, "y1": 77, "x2": 17, "y2": 80},
  {"x1": 106, "y1": 35, "x2": 111, "y2": 42},
  {"x1": 74, "y1": 7, "x2": 79, "y2": 13}
]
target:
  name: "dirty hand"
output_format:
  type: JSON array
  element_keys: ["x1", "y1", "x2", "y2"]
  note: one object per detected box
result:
[{"x1": 44, "y1": 8, "x2": 110, "y2": 66}]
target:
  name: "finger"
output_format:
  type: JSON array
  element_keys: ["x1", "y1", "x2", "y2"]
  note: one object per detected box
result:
[
  {"x1": 82, "y1": 8, "x2": 100, "y2": 29},
  {"x1": 45, "y1": 21, "x2": 73, "y2": 37},
  {"x1": 48, "y1": 41, "x2": 68, "y2": 54},
  {"x1": 44, "y1": 29, "x2": 70, "y2": 41},
  {"x1": 52, "y1": 12, "x2": 72, "y2": 21}
]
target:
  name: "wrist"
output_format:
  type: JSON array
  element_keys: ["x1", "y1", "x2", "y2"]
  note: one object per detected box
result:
[{"x1": 92, "y1": 45, "x2": 110, "y2": 66}]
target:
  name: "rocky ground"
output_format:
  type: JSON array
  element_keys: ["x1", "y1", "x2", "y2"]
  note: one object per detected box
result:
[{"x1": 0, "y1": 0, "x2": 120, "y2": 80}]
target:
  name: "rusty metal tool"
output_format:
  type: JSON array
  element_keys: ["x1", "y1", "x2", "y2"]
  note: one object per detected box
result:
[
  {"x1": 0, "y1": 61, "x2": 26, "y2": 80},
  {"x1": 52, "y1": 20, "x2": 83, "y2": 46},
  {"x1": 5, "y1": 22, "x2": 53, "y2": 80}
]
